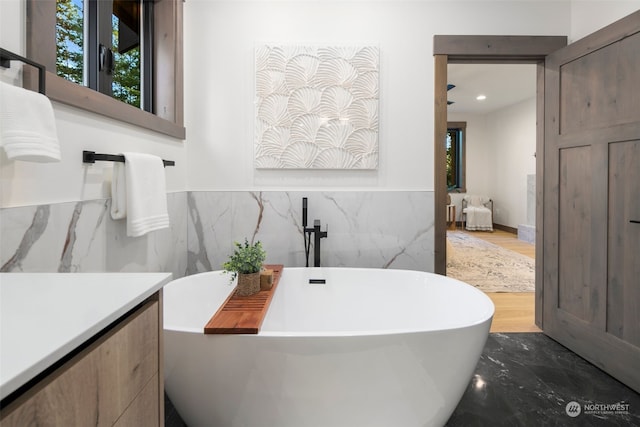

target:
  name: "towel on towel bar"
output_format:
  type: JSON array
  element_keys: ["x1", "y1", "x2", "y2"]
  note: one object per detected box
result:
[
  {"x1": 110, "y1": 152, "x2": 170, "y2": 237},
  {"x1": 0, "y1": 81, "x2": 61, "y2": 162}
]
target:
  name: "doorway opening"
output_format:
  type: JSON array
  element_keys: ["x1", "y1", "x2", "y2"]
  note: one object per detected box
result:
[
  {"x1": 444, "y1": 62, "x2": 538, "y2": 332},
  {"x1": 433, "y1": 35, "x2": 568, "y2": 331}
]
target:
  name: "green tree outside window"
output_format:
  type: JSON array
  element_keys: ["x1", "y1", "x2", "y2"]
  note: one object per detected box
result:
[{"x1": 56, "y1": 0, "x2": 141, "y2": 108}]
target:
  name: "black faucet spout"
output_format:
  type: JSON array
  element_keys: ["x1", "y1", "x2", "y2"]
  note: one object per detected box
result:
[{"x1": 312, "y1": 220, "x2": 328, "y2": 267}]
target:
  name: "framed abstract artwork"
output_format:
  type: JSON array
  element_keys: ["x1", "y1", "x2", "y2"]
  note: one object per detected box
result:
[{"x1": 255, "y1": 45, "x2": 379, "y2": 169}]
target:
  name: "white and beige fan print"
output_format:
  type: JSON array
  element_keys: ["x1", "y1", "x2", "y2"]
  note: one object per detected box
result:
[{"x1": 255, "y1": 45, "x2": 379, "y2": 169}]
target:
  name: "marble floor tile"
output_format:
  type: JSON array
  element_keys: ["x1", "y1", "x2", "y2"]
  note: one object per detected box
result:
[
  {"x1": 165, "y1": 392, "x2": 187, "y2": 427},
  {"x1": 446, "y1": 333, "x2": 640, "y2": 427},
  {"x1": 165, "y1": 333, "x2": 640, "y2": 427}
]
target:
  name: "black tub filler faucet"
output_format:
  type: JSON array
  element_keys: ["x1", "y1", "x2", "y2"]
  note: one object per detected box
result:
[{"x1": 302, "y1": 197, "x2": 328, "y2": 267}]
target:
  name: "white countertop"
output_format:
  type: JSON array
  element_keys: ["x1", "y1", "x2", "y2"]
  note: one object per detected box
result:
[{"x1": 0, "y1": 272, "x2": 172, "y2": 401}]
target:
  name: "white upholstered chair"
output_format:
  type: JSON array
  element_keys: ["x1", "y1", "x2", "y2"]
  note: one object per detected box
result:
[{"x1": 462, "y1": 195, "x2": 493, "y2": 231}]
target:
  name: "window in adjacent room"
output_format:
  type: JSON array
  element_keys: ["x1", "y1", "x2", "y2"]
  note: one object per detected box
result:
[{"x1": 446, "y1": 122, "x2": 466, "y2": 192}]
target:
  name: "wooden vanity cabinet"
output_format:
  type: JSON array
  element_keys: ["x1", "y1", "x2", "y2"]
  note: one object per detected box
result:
[{"x1": 0, "y1": 292, "x2": 164, "y2": 427}]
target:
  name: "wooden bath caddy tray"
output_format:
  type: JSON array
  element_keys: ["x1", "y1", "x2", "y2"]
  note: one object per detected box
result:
[{"x1": 204, "y1": 264, "x2": 283, "y2": 334}]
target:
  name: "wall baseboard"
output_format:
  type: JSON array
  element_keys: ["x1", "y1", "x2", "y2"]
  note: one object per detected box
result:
[
  {"x1": 493, "y1": 223, "x2": 518, "y2": 234},
  {"x1": 453, "y1": 221, "x2": 517, "y2": 234}
]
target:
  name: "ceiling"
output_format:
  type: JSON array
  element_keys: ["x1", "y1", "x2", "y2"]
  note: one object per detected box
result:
[{"x1": 447, "y1": 63, "x2": 537, "y2": 115}]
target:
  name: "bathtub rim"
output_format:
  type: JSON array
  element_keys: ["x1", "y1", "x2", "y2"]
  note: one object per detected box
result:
[{"x1": 163, "y1": 267, "x2": 495, "y2": 338}]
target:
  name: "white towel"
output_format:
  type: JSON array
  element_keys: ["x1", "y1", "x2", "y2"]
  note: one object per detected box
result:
[
  {"x1": 0, "y1": 81, "x2": 61, "y2": 162},
  {"x1": 110, "y1": 152, "x2": 170, "y2": 237}
]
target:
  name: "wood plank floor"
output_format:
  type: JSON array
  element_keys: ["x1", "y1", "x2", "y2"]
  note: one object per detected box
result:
[
  {"x1": 450, "y1": 229, "x2": 540, "y2": 332},
  {"x1": 466, "y1": 229, "x2": 535, "y2": 258},
  {"x1": 485, "y1": 292, "x2": 540, "y2": 332}
]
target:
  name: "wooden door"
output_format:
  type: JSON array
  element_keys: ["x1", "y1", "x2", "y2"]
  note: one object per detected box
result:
[{"x1": 543, "y1": 11, "x2": 640, "y2": 392}]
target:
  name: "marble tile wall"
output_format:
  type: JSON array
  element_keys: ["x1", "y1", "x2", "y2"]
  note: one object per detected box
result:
[
  {"x1": 527, "y1": 174, "x2": 536, "y2": 225},
  {"x1": 519, "y1": 174, "x2": 536, "y2": 244},
  {"x1": 1, "y1": 193, "x2": 188, "y2": 279},
  {"x1": 517, "y1": 224, "x2": 535, "y2": 245},
  {"x1": 1, "y1": 191, "x2": 434, "y2": 278},
  {"x1": 187, "y1": 191, "x2": 434, "y2": 275}
]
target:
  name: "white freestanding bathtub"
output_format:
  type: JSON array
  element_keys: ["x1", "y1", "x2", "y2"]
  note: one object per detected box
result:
[{"x1": 164, "y1": 268, "x2": 494, "y2": 427}]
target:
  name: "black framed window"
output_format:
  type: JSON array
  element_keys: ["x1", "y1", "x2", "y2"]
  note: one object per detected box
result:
[
  {"x1": 56, "y1": 0, "x2": 152, "y2": 111},
  {"x1": 446, "y1": 122, "x2": 466, "y2": 192},
  {"x1": 28, "y1": 0, "x2": 184, "y2": 139}
]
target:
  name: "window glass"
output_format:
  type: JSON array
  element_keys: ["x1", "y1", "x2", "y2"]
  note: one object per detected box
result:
[
  {"x1": 446, "y1": 124, "x2": 466, "y2": 192},
  {"x1": 56, "y1": 0, "x2": 85, "y2": 85},
  {"x1": 55, "y1": 0, "x2": 144, "y2": 109},
  {"x1": 446, "y1": 129, "x2": 460, "y2": 190},
  {"x1": 112, "y1": 1, "x2": 141, "y2": 108}
]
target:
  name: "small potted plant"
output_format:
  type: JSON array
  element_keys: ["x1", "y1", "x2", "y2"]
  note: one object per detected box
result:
[{"x1": 222, "y1": 238, "x2": 266, "y2": 296}]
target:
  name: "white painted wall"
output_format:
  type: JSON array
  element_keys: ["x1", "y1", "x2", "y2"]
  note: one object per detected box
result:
[
  {"x1": 446, "y1": 113, "x2": 491, "y2": 223},
  {"x1": 570, "y1": 1, "x2": 639, "y2": 42},
  {"x1": 2, "y1": 1, "x2": 636, "y2": 208},
  {"x1": 0, "y1": 0, "x2": 187, "y2": 208},
  {"x1": 184, "y1": 0, "x2": 572, "y2": 191},
  {"x1": 486, "y1": 97, "x2": 536, "y2": 228},
  {"x1": 449, "y1": 97, "x2": 536, "y2": 229}
]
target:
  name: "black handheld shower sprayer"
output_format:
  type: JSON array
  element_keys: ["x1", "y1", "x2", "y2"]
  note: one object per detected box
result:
[
  {"x1": 302, "y1": 197, "x2": 311, "y2": 266},
  {"x1": 302, "y1": 197, "x2": 308, "y2": 228}
]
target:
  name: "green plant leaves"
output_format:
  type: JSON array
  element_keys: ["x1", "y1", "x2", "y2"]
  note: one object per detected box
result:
[{"x1": 222, "y1": 238, "x2": 267, "y2": 281}]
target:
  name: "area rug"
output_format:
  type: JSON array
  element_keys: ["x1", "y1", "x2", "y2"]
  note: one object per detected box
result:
[{"x1": 446, "y1": 231, "x2": 534, "y2": 292}]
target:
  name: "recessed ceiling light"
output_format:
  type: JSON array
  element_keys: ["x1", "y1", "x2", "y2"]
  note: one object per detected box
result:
[{"x1": 476, "y1": 95, "x2": 487, "y2": 101}]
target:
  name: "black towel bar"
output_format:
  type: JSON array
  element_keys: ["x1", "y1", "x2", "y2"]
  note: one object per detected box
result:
[
  {"x1": 83, "y1": 151, "x2": 175, "y2": 167},
  {"x1": 0, "y1": 47, "x2": 46, "y2": 95}
]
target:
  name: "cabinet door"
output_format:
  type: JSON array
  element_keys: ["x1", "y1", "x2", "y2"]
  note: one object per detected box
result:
[
  {"x1": 0, "y1": 300, "x2": 160, "y2": 427},
  {"x1": 114, "y1": 373, "x2": 160, "y2": 427}
]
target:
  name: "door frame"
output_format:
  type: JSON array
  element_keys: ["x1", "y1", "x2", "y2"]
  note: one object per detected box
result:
[{"x1": 433, "y1": 35, "x2": 567, "y2": 327}]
